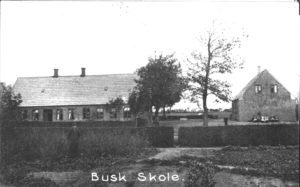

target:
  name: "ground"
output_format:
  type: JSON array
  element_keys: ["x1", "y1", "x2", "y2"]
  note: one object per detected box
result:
[{"x1": 1, "y1": 146, "x2": 298, "y2": 187}]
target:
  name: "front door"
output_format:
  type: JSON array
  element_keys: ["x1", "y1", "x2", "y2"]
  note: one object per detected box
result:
[{"x1": 43, "y1": 109, "x2": 53, "y2": 122}]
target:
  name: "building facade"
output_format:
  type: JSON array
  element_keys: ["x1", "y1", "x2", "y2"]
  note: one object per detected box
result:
[
  {"x1": 231, "y1": 69, "x2": 296, "y2": 122},
  {"x1": 13, "y1": 68, "x2": 136, "y2": 122}
]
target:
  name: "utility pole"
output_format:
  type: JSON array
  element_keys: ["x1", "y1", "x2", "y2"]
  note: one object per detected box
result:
[
  {"x1": 298, "y1": 0, "x2": 300, "y2": 15},
  {"x1": 298, "y1": 75, "x2": 300, "y2": 125}
]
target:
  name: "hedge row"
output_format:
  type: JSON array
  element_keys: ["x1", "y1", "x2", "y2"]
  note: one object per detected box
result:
[
  {"x1": 178, "y1": 124, "x2": 299, "y2": 147},
  {"x1": 146, "y1": 126, "x2": 174, "y2": 147},
  {"x1": 1, "y1": 126, "x2": 174, "y2": 164},
  {"x1": 0, "y1": 122, "x2": 174, "y2": 162},
  {"x1": 5, "y1": 120, "x2": 136, "y2": 127}
]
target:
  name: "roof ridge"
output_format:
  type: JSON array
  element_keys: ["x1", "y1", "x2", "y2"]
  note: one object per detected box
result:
[
  {"x1": 16, "y1": 73, "x2": 136, "y2": 79},
  {"x1": 13, "y1": 73, "x2": 137, "y2": 107}
]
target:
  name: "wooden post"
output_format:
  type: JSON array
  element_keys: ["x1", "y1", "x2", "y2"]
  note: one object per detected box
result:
[{"x1": 298, "y1": 75, "x2": 300, "y2": 125}]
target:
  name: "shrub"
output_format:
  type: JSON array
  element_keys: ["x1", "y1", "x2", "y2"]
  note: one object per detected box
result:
[
  {"x1": 178, "y1": 124, "x2": 299, "y2": 147},
  {"x1": 185, "y1": 161, "x2": 216, "y2": 187},
  {"x1": 1, "y1": 127, "x2": 70, "y2": 163},
  {"x1": 78, "y1": 127, "x2": 148, "y2": 157}
]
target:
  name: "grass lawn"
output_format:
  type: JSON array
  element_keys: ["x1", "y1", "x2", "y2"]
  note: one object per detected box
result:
[
  {"x1": 1, "y1": 146, "x2": 298, "y2": 186},
  {"x1": 0, "y1": 148, "x2": 158, "y2": 186},
  {"x1": 207, "y1": 146, "x2": 299, "y2": 182}
]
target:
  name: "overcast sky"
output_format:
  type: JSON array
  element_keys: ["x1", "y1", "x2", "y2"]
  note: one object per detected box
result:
[{"x1": 1, "y1": 1, "x2": 299, "y2": 109}]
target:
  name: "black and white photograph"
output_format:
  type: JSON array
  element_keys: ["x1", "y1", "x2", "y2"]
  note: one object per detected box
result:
[{"x1": 0, "y1": 0, "x2": 299, "y2": 186}]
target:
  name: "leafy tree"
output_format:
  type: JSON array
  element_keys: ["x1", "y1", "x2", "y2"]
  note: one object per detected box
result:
[
  {"x1": 128, "y1": 86, "x2": 151, "y2": 117},
  {"x1": 130, "y1": 53, "x2": 187, "y2": 124},
  {"x1": 106, "y1": 97, "x2": 125, "y2": 110},
  {"x1": 0, "y1": 83, "x2": 22, "y2": 121},
  {"x1": 127, "y1": 86, "x2": 153, "y2": 126},
  {"x1": 186, "y1": 27, "x2": 244, "y2": 126}
]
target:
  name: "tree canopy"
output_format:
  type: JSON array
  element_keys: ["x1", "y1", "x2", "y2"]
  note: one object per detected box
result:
[
  {"x1": 128, "y1": 53, "x2": 187, "y2": 123},
  {"x1": 0, "y1": 83, "x2": 22, "y2": 121},
  {"x1": 106, "y1": 97, "x2": 125, "y2": 111}
]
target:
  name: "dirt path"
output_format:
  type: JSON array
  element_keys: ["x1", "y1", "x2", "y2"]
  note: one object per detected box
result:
[{"x1": 148, "y1": 147, "x2": 222, "y2": 160}]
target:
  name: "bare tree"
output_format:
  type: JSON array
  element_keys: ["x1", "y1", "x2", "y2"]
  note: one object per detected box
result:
[{"x1": 187, "y1": 26, "x2": 244, "y2": 126}]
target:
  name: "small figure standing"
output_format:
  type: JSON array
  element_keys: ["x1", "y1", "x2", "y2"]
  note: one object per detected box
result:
[
  {"x1": 67, "y1": 125, "x2": 80, "y2": 158},
  {"x1": 224, "y1": 117, "x2": 228, "y2": 126}
]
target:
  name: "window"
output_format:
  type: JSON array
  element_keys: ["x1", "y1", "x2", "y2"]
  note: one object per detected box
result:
[
  {"x1": 32, "y1": 109, "x2": 39, "y2": 121},
  {"x1": 271, "y1": 84, "x2": 278, "y2": 93},
  {"x1": 56, "y1": 109, "x2": 63, "y2": 120},
  {"x1": 96, "y1": 108, "x2": 104, "y2": 119},
  {"x1": 22, "y1": 110, "x2": 28, "y2": 120},
  {"x1": 123, "y1": 107, "x2": 131, "y2": 119},
  {"x1": 68, "y1": 109, "x2": 75, "y2": 120},
  {"x1": 255, "y1": 84, "x2": 262, "y2": 93},
  {"x1": 109, "y1": 108, "x2": 117, "y2": 119},
  {"x1": 83, "y1": 108, "x2": 90, "y2": 119}
]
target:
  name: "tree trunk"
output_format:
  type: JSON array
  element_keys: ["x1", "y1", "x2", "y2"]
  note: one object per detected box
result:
[
  {"x1": 163, "y1": 106, "x2": 166, "y2": 120},
  {"x1": 149, "y1": 110, "x2": 153, "y2": 125},
  {"x1": 203, "y1": 95, "x2": 208, "y2": 126},
  {"x1": 202, "y1": 35, "x2": 212, "y2": 127},
  {"x1": 154, "y1": 106, "x2": 160, "y2": 126},
  {"x1": 146, "y1": 105, "x2": 153, "y2": 126},
  {"x1": 154, "y1": 106, "x2": 159, "y2": 119}
]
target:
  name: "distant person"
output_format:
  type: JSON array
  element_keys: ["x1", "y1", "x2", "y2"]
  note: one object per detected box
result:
[
  {"x1": 224, "y1": 117, "x2": 228, "y2": 126},
  {"x1": 67, "y1": 125, "x2": 80, "y2": 158}
]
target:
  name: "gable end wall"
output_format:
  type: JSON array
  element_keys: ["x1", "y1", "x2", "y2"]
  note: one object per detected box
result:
[{"x1": 238, "y1": 71, "x2": 296, "y2": 121}]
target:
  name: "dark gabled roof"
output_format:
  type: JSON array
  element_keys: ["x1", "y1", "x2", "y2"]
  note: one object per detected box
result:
[
  {"x1": 234, "y1": 69, "x2": 289, "y2": 100},
  {"x1": 13, "y1": 74, "x2": 137, "y2": 107}
]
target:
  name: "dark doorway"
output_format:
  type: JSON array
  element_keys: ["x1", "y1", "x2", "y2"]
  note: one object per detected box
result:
[{"x1": 43, "y1": 109, "x2": 53, "y2": 122}]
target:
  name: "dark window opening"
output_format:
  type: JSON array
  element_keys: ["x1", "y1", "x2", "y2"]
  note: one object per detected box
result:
[
  {"x1": 43, "y1": 109, "x2": 53, "y2": 122},
  {"x1": 96, "y1": 108, "x2": 104, "y2": 119},
  {"x1": 22, "y1": 110, "x2": 28, "y2": 120},
  {"x1": 32, "y1": 109, "x2": 39, "y2": 121},
  {"x1": 56, "y1": 109, "x2": 63, "y2": 120},
  {"x1": 124, "y1": 107, "x2": 131, "y2": 119},
  {"x1": 271, "y1": 84, "x2": 278, "y2": 93},
  {"x1": 68, "y1": 109, "x2": 75, "y2": 120},
  {"x1": 83, "y1": 108, "x2": 90, "y2": 119},
  {"x1": 110, "y1": 108, "x2": 117, "y2": 119},
  {"x1": 255, "y1": 84, "x2": 262, "y2": 93}
]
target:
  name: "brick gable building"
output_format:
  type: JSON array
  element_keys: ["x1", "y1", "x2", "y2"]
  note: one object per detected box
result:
[
  {"x1": 13, "y1": 68, "x2": 137, "y2": 122},
  {"x1": 231, "y1": 69, "x2": 296, "y2": 122}
]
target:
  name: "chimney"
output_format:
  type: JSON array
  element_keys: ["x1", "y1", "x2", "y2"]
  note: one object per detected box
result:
[
  {"x1": 257, "y1": 66, "x2": 261, "y2": 74},
  {"x1": 80, "y1": 67, "x2": 86, "y2": 77},
  {"x1": 53, "y1": 69, "x2": 59, "y2": 78}
]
